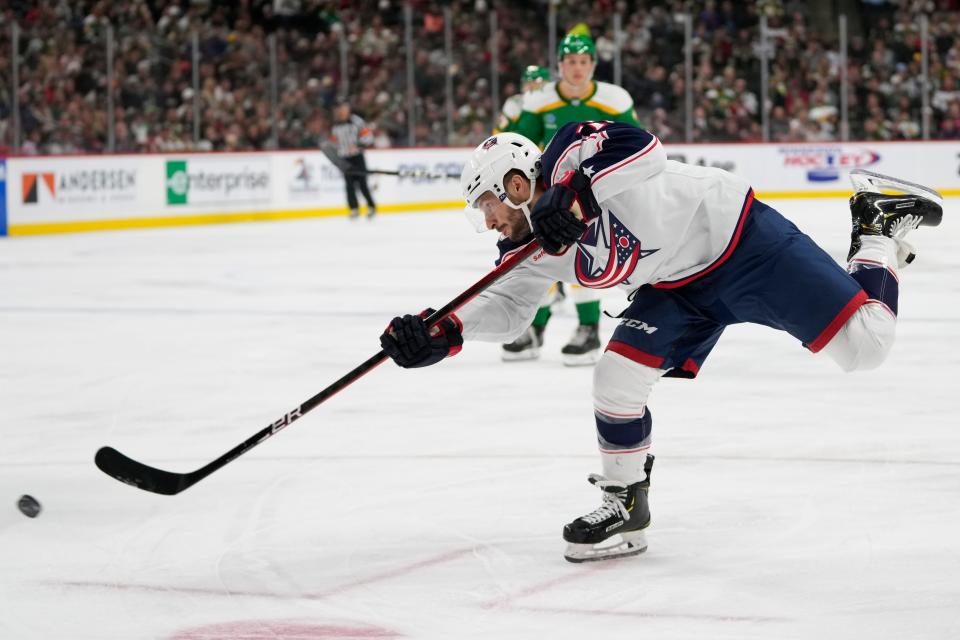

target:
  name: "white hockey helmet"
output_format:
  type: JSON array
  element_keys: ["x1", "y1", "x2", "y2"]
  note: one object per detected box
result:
[{"x1": 460, "y1": 132, "x2": 541, "y2": 232}]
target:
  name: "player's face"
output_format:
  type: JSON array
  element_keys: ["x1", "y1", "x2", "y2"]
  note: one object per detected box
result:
[
  {"x1": 474, "y1": 191, "x2": 526, "y2": 240},
  {"x1": 522, "y1": 79, "x2": 545, "y2": 93},
  {"x1": 559, "y1": 53, "x2": 594, "y2": 87}
]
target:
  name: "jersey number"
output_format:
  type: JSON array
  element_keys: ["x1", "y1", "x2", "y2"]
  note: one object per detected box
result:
[{"x1": 575, "y1": 121, "x2": 612, "y2": 135}]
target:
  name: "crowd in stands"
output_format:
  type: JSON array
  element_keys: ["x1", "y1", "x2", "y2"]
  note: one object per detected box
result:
[{"x1": 2, "y1": 0, "x2": 960, "y2": 155}]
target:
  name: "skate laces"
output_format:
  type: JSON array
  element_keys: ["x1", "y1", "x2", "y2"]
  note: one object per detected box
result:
[
  {"x1": 889, "y1": 213, "x2": 921, "y2": 240},
  {"x1": 889, "y1": 214, "x2": 921, "y2": 268},
  {"x1": 581, "y1": 474, "x2": 630, "y2": 524}
]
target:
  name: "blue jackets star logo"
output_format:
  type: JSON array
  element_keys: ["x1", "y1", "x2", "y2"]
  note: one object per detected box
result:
[{"x1": 574, "y1": 211, "x2": 658, "y2": 288}]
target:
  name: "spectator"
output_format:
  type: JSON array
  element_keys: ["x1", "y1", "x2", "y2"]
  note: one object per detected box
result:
[{"x1": 1, "y1": 0, "x2": 958, "y2": 153}]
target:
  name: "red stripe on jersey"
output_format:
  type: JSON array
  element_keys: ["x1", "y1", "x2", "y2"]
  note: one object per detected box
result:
[
  {"x1": 680, "y1": 358, "x2": 700, "y2": 376},
  {"x1": 606, "y1": 340, "x2": 666, "y2": 368},
  {"x1": 806, "y1": 289, "x2": 870, "y2": 353},
  {"x1": 595, "y1": 405, "x2": 647, "y2": 419},
  {"x1": 550, "y1": 140, "x2": 584, "y2": 185},
  {"x1": 591, "y1": 136, "x2": 660, "y2": 184},
  {"x1": 653, "y1": 189, "x2": 755, "y2": 290},
  {"x1": 599, "y1": 445, "x2": 651, "y2": 455}
]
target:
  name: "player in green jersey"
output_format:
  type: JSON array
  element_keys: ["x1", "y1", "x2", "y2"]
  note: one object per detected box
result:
[
  {"x1": 503, "y1": 33, "x2": 640, "y2": 366},
  {"x1": 495, "y1": 65, "x2": 551, "y2": 134},
  {"x1": 513, "y1": 34, "x2": 640, "y2": 147}
]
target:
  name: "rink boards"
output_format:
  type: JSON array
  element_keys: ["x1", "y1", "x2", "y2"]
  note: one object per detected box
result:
[{"x1": 1, "y1": 139, "x2": 959, "y2": 236}]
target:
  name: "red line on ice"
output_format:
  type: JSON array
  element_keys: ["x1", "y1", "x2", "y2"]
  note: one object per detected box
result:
[
  {"x1": 479, "y1": 561, "x2": 613, "y2": 609},
  {"x1": 56, "y1": 547, "x2": 473, "y2": 601},
  {"x1": 511, "y1": 605, "x2": 789, "y2": 623}
]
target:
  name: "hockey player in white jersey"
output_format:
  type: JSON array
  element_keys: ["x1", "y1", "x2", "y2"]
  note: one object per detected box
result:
[
  {"x1": 379, "y1": 123, "x2": 942, "y2": 562},
  {"x1": 504, "y1": 33, "x2": 642, "y2": 366},
  {"x1": 495, "y1": 65, "x2": 550, "y2": 134}
]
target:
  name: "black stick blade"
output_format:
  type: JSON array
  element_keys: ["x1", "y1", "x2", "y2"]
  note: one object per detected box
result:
[{"x1": 94, "y1": 447, "x2": 193, "y2": 495}]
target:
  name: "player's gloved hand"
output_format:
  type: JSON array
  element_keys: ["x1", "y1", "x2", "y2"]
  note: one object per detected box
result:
[
  {"x1": 530, "y1": 170, "x2": 598, "y2": 255},
  {"x1": 380, "y1": 308, "x2": 463, "y2": 368}
]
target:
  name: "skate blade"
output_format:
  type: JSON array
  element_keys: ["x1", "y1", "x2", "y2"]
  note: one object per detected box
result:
[
  {"x1": 501, "y1": 348, "x2": 541, "y2": 362},
  {"x1": 849, "y1": 169, "x2": 943, "y2": 205},
  {"x1": 561, "y1": 350, "x2": 601, "y2": 367},
  {"x1": 563, "y1": 530, "x2": 648, "y2": 563}
]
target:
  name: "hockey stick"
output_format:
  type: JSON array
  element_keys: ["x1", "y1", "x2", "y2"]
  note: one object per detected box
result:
[
  {"x1": 362, "y1": 168, "x2": 460, "y2": 180},
  {"x1": 319, "y1": 140, "x2": 352, "y2": 172},
  {"x1": 320, "y1": 140, "x2": 458, "y2": 179},
  {"x1": 95, "y1": 239, "x2": 542, "y2": 495}
]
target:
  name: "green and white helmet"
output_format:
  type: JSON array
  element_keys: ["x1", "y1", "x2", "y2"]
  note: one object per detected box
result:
[
  {"x1": 460, "y1": 133, "x2": 541, "y2": 232},
  {"x1": 558, "y1": 33, "x2": 596, "y2": 59},
  {"x1": 521, "y1": 65, "x2": 550, "y2": 83}
]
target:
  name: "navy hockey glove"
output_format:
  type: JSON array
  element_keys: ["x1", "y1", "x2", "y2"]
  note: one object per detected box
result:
[
  {"x1": 380, "y1": 308, "x2": 463, "y2": 369},
  {"x1": 530, "y1": 170, "x2": 598, "y2": 255}
]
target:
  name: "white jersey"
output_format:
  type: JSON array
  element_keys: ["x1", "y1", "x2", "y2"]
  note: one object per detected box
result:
[
  {"x1": 501, "y1": 94, "x2": 524, "y2": 122},
  {"x1": 457, "y1": 121, "x2": 753, "y2": 343},
  {"x1": 495, "y1": 94, "x2": 524, "y2": 132}
]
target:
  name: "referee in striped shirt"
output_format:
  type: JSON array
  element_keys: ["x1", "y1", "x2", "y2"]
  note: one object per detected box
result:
[{"x1": 331, "y1": 100, "x2": 377, "y2": 219}]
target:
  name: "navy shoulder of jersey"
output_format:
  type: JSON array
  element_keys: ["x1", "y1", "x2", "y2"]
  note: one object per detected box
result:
[
  {"x1": 539, "y1": 121, "x2": 656, "y2": 187},
  {"x1": 495, "y1": 234, "x2": 532, "y2": 266}
]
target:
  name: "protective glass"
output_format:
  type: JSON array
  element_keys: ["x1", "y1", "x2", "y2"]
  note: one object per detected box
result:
[{"x1": 463, "y1": 190, "x2": 500, "y2": 233}]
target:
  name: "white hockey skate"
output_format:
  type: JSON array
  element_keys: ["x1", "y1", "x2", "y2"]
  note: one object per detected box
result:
[{"x1": 847, "y1": 169, "x2": 943, "y2": 265}]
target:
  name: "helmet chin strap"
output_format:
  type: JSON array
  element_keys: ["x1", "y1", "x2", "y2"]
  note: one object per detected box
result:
[
  {"x1": 504, "y1": 177, "x2": 537, "y2": 234},
  {"x1": 519, "y1": 203, "x2": 533, "y2": 230}
]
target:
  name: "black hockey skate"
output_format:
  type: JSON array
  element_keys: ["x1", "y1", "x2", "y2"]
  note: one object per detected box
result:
[
  {"x1": 561, "y1": 323, "x2": 601, "y2": 367},
  {"x1": 563, "y1": 454, "x2": 654, "y2": 563},
  {"x1": 847, "y1": 169, "x2": 943, "y2": 263},
  {"x1": 501, "y1": 325, "x2": 544, "y2": 362}
]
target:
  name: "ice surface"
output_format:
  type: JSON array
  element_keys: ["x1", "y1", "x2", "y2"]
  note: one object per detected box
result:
[{"x1": 1, "y1": 198, "x2": 958, "y2": 639}]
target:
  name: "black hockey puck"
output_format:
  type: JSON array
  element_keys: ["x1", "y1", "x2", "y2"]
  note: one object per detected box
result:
[{"x1": 17, "y1": 494, "x2": 42, "y2": 518}]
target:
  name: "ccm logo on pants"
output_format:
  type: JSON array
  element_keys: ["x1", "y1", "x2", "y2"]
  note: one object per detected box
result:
[{"x1": 618, "y1": 318, "x2": 658, "y2": 334}]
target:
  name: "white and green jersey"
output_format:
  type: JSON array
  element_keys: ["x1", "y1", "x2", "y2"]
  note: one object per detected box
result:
[
  {"x1": 515, "y1": 80, "x2": 639, "y2": 148},
  {"x1": 495, "y1": 93, "x2": 525, "y2": 133}
]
